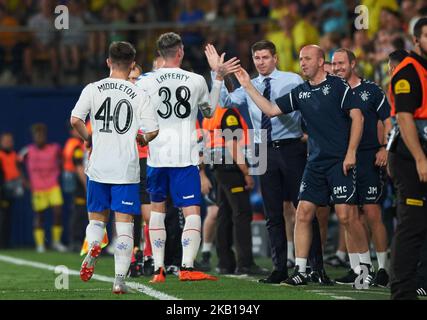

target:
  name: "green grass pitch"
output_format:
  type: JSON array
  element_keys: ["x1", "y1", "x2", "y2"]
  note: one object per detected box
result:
[{"x1": 0, "y1": 249, "x2": 411, "y2": 300}]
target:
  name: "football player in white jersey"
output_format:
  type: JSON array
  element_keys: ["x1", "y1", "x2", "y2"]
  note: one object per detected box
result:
[
  {"x1": 70, "y1": 41, "x2": 159, "y2": 294},
  {"x1": 136, "y1": 32, "x2": 240, "y2": 282}
]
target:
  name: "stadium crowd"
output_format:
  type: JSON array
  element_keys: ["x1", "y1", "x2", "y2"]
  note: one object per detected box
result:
[{"x1": 0, "y1": 0, "x2": 425, "y2": 87}]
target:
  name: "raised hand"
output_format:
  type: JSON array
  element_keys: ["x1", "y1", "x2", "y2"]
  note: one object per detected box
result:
[
  {"x1": 234, "y1": 67, "x2": 251, "y2": 88},
  {"x1": 217, "y1": 54, "x2": 240, "y2": 80},
  {"x1": 204, "y1": 44, "x2": 221, "y2": 72}
]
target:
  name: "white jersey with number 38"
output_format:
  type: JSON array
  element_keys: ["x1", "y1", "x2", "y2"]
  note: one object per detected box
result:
[
  {"x1": 71, "y1": 78, "x2": 158, "y2": 184},
  {"x1": 136, "y1": 67, "x2": 210, "y2": 167}
]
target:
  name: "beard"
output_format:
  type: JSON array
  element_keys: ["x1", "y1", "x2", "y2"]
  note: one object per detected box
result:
[{"x1": 420, "y1": 45, "x2": 427, "y2": 59}]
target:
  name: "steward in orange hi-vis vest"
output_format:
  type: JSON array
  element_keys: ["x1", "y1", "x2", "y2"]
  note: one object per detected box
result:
[
  {"x1": 0, "y1": 149, "x2": 20, "y2": 182},
  {"x1": 391, "y1": 55, "x2": 427, "y2": 120},
  {"x1": 63, "y1": 137, "x2": 84, "y2": 173},
  {"x1": 62, "y1": 127, "x2": 88, "y2": 252},
  {"x1": 0, "y1": 133, "x2": 23, "y2": 248},
  {"x1": 202, "y1": 106, "x2": 256, "y2": 273},
  {"x1": 388, "y1": 18, "x2": 427, "y2": 300},
  {"x1": 202, "y1": 107, "x2": 249, "y2": 162}
]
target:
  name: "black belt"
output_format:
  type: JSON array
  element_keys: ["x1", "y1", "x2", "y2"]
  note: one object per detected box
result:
[{"x1": 267, "y1": 138, "x2": 301, "y2": 148}]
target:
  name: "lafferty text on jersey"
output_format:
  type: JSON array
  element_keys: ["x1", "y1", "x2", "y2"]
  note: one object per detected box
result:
[{"x1": 156, "y1": 72, "x2": 190, "y2": 84}]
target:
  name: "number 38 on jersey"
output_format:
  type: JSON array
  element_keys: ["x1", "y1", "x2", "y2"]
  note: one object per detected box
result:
[{"x1": 158, "y1": 86, "x2": 191, "y2": 119}]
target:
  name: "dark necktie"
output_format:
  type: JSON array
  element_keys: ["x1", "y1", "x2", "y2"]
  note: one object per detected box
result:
[{"x1": 261, "y1": 77, "x2": 272, "y2": 142}]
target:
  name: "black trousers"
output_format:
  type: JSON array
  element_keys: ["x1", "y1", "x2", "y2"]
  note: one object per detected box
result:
[
  {"x1": 164, "y1": 199, "x2": 184, "y2": 267},
  {"x1": 214, "y1": 166, "x2": 254, "y2": 271},
  {"x1": 133, "y1": 214, "x2": 142, "y2": 249},
  {"x1": 0, "y1": 197, "x2": 12, "y2": 249},
  {"x1": 136, "y1": 157, "x2": 150, "y2": 249},
  {"x1": 259, "y1": 140, "x2": 324, "y2": 272},
  {"x1": 69, "y1": 197, "x2": 87, "y2": 247},
  {"x1": 69, "y1": 183, "x2": 88, "y2": 250},
  {"x1": 389, "y1": 151, "x2": 427, "y2": 299},
  {"x1": 417, "y1": 235, "x2": 427, "y2": 288}
]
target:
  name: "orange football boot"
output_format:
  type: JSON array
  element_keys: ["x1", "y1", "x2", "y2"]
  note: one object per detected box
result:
[
  {"x1": 150, "y1": 267, "x2": 166, "y2": 283},
  {"x1": 179, "y1": 268, "x2": 218, "y2": 281}
]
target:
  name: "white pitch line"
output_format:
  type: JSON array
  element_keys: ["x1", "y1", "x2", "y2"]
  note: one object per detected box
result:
[
  {"x1": 313, "y1": 292, "x2": 354, "y2": 300},
  {"x1": 0, "y1": 288, "x2": 111, "y2": 294},
  {"x1": 310, "y1": 289, "x2": 390, "y2": 296},
  {"x1": 223, "y1": 274, "x2": 256, "y2": 280},
  {"x1": 0, "y1": 254, "x2": 180, "y2": 300},
  {"x1": 223, "y1": 274, "x2": 357, "y2": 300},
  {"x1": 330, "y1": 296, "x2": 354, "y2": 300}
]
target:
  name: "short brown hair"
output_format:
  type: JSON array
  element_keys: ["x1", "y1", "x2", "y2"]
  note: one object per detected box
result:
[
  {"x1": 389, "y1": 49, "x2": 409, "y2": 64},
  {"x1": 414, "y1": 17, "x2": 427, "y2": 39},
  {"x1": 334, "y1": 48, "x2": 356, "y2": 64},
  {"x1": 157, "y1": 32, "x2": 183, "y2": 58},
  {"x1": 251, "y1": 40, "x2": 277, "y2": 56},
  {"x1": 108, "y1": 41, "x2": 136, "y2": 69},
  {"x1": 133, "y1": 64, "x2": 143, "y2": 74}
]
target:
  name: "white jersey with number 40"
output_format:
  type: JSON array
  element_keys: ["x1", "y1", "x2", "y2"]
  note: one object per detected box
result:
[
  {"x1": 71, "y1": 78, "x2": 159, "y2": 184},
  {"x1": 137, "y1": 67, "x2": 210, "y2": 168}
]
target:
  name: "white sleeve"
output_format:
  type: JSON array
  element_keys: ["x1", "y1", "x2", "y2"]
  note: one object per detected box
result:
[
  {"x1": 135, "y1": 77, "x2": 144, "y2": 89},
  {"x1": 138, "y1": 91, "x2": 159, "y2": 133},
  {"x1": 136, "y1": 79, "x2": 161, "y2": 132},
  {"x1": 198, "y1": 77, "x2": 221, "y2": 118},
  {"x1": 211, "y1": 71, "x2": 247, "y2": 108},
  {"x1": 208, "y1": 79, "x2": 222, "y2": 112},
  {"x1": 71, "y1": 84, "x2": 92, "y2": 121}
]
